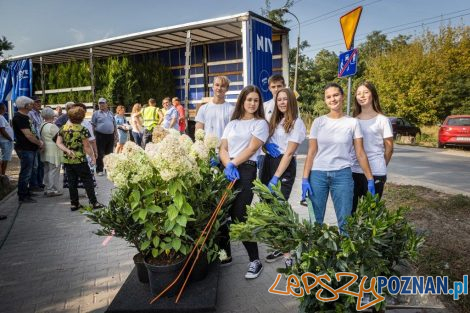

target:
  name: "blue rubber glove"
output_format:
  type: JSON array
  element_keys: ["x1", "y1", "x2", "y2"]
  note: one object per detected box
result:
[
  {"x1": 265, "y1": 143, "x2": 281, "y2": 158},
  {"x1": 224, "y1": 162, "x2": 239, "y2": 182},
  {"x1": 301, "y1": 178, "x2": 313, "y2": 201},
  {"x1": 367, "y1": 179, "x2": 376, "y2": 196},
  {"x1": 267, "y1": 176, "x2": 279, "y2": 192},
  {"x1": 210, "y1": 157, "x2": 220, "y2": 167}
]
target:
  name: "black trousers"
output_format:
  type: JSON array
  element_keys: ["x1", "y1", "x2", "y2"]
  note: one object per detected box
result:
[
  {"x1": 352, "y1": 172, "x2": 387, "y2": 214},
  {"x1": 65, "y1": 162, "x2": 97, "y2": 206},
  {"x1": 142, "y1": 128, "x2": 153, "y2": 148},
  {"x1": 95, "y1": 131, "x2": 114, "y2": 173},
  {"x1": 260, "y1": 154, "x2": 297, "y2": 200},
  {"x1": 219, "y1": 163, "x2": 259, "y2": 262}
]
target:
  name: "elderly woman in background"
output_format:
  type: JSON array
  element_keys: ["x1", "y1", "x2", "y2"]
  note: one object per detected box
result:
[
  {"x1": 39, "y1": 107, "x2": 63, "y2": 197},
  {"x1": 56, "y1": 106, "x2": 103, "y2": 211}
]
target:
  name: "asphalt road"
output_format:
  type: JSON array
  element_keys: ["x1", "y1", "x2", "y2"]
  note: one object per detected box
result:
[{"x1": 297, "y1": 141, "x2": 470, "y2": 196}]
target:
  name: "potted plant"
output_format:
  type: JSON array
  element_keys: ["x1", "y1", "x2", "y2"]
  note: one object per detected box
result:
[
  {"x1": 230, "y1": 181, "x2": 424, "y2": 312},
  {"x1": 84, "y1": 129, "x2": 230, "y2": 296},
  {"x1": 83, "y1": 188, "x2": 149, "y2": 283}
]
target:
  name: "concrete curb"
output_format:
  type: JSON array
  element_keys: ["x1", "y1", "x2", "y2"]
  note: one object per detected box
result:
[{"x1": 0, "y1": 187, "x2": 20, "y2": 250}]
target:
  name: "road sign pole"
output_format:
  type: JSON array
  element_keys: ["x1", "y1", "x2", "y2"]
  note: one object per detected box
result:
[{"x1": 347, "y1": 75, "x2": 352, "y2": 116}]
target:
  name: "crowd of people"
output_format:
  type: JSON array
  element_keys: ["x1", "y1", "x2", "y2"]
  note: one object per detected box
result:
[
  {"x1": 0, "y1": 93, "x2": 188, "y2": 213},
  {"x1": 0, "y1": 74, "x2": 393, "y2": 281}
]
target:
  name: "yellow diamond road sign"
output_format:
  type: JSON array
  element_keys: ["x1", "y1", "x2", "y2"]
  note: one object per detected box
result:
[{"x1": 340, "y1": 6, "x2": 363, "y2": 50}]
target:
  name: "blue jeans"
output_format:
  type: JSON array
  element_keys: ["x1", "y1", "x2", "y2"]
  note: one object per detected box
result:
[
  {"x1": 132, "y1": 131, "x2": 143, "y2": 147},
  {"x1": 308, "y1": 168, "x2": 354, "y2": 233},
  {"x1": 29, "y1": 151, "x2": 44, "y2": 188},
  {"x1": 16, "y1": 150, "x2": 36, "y2": 200}
]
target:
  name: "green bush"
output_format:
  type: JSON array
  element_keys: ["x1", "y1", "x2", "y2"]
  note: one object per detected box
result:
[
  {"x1": 230, "y1": 181, "x2": 424, "y2": 312},
  {"x1": 34, "y1": 54, "x2": 174, "y2": 107}
]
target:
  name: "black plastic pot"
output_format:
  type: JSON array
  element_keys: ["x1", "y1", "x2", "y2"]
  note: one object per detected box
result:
[
  {"x1": 144, "y1": 256, "x2": 186, "y2": 297},
  {"x1": 133, "y1": 253, "x2": 149, "y2": 284},
  {"x1": 186, "y1": 251, "x2": 210, "y2": 282}
]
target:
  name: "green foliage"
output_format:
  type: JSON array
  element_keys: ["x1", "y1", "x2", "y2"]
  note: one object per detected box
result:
[
  {"x1": 0, "y1": 36, "x2": 14, "y2": 70},
  {"x1": 185, "y1": 158, "x2": 236, "y2": 263},
  {"x1": 365, "y1": 25, "x2": 470, "y2": 124},
  {"x1": 82, "y1": 188, "x2": 145, "y2": 253},
  {"x1": 261, "y1": 0, "x2": 294, "y2": 26},
  {"x1": 35, "y1": 53, "x2": 174, "y2": 108},
  {"x1": 231, "y1": 181, "x2": 424, "y2": 312}
]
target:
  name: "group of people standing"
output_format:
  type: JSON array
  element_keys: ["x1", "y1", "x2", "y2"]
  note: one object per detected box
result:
[
  {"x1": 0, "y1": 73, "x2": 393, "y2": 279},
  {"x1": 195, "y1": 75, "x2": 393, "y2": 280},
  {"x1": 130, "y1": 97, "x2": 186, "y2": 148}
]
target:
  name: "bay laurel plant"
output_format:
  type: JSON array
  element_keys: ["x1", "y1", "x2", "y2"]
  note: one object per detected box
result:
[
  {"x1": 230, "y1": 180, "x2": 424, "y2": 312},
  {"x1": 84, "y1": 129, "x2": 230, "y2": 265}
]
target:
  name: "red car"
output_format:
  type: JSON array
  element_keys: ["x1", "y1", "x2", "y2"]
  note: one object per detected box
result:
[{"x1": 438, "y1": 115, "x2": 470, "y2": 148}]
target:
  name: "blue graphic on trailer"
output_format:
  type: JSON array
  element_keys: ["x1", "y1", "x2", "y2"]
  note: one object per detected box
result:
[
  {"x1": 11, "y1": 59, "x2": 33, "y2": 101},
  {"x1": 252, "y1": 18, "x2": 273, "y2": 101},
  {"x1": 338, "y1": 48, "x2": 358, "y2": 78}
]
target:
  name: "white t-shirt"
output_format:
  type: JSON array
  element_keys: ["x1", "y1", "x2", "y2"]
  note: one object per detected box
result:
[
  {"x1": 221, "y1": 119, "x2": 269, "y2": 161},
  {"x1": 263, "y1": 99, "x2": 275, "y2": 123},
  {"x1": 310, "y1": 115, "x2": 363, "y2": 171},
  {"x1": 195, "y1": 101, "x2": 234, "y2": 139},
  {"x1": 267, "y1": 118, "x2": 306, "y2": 155},
  {"x1": 351, "y1": 114, "x2": 393, "y2": 175},
  {"x1": 0, "y1": 115, "x2": 14, "y2": 143}
]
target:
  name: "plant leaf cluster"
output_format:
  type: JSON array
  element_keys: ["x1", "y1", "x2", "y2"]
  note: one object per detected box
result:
[{"x1": 230, "y1": 180, "x2": 424, "y2": 312}]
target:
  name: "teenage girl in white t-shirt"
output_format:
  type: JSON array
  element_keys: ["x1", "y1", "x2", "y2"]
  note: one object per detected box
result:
[
  {"x1": 261, "y1": 88, "x2": 306, "y2": 199},
  {"x1": 301, "y1": 83, "x2": 375, "y2": 233},
  {"x1": 219, "y1": 85, "x2": 269, "y2": 280},
  {"x1": 351, "y1": 81, "x2": 394, "y2": 213}
]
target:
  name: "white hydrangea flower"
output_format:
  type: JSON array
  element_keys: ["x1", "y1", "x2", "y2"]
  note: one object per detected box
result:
[
  {"x1": 190, "y1": 140, "x2": 209, "y2": 161},
  {"x1": 195, "y1": 129, "x2": 205, "y2": 141},
  {"x1": 204, "y1": 134, "x2": 219, "y2": 150},
  {"x1": 218, "y1": 249, "x2": 228, "y2": 261}
]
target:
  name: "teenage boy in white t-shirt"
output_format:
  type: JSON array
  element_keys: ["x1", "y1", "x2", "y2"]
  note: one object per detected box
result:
[
  {"x1": 258, "y1": 74, "x2": 286, "y2": 172},
  {"x1": 195, "y1": 76, "x2": 234, "y2": 140}
]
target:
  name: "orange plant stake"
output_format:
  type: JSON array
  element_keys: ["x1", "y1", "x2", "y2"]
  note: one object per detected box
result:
[{"x1": 149, "y1": 180, "x2": 236, "y2": 304}]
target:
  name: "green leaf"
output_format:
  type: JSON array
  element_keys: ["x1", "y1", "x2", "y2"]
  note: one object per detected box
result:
[
  {"x1": 165, "y1": 220, "x2": 176, "y2": 232},
  {"x1": 138, "y1": 209, "x2": 147, "y2": 220},
  {"x1": 142, "y1": 188, "x2": 156, "y2": 197},
  {"x1": 169, "y1": 181, "x2": 178, "y2": 195},
  {"x1": 140, "y1": 240, "x2": 150, "y2": 251},
  {"x1": 176, "y1": 215, "x2": 187, "y2": 227},
  {"x1": 171, "y1": 238, "x2": 181, "y2": 250},
  {"x1": 167, "y1": 205, "x2": 178, "y2": 220},
  {"x1": 182, "y1": 203, "x2": 194, "y2": 215},
  {"x1": 152, "y1": 248, "x2": 158, "y2": 258},
  {"x1": 148, "y1": 204, "x2": 163, "y2": 213},
  {"x1": 152, "y1": 236, "x2": 160, "y2": 248},
  {"x1": 173, "y1": 225, "x2": 183, "y2": 236},
  {"x1": 174, "y1": 193, "x2": 184, "y2": 209}
]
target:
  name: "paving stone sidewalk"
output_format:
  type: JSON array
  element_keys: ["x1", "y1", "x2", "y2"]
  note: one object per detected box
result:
[{"x1": 0, "y1": 158, "x2": 443, "y2": 313}]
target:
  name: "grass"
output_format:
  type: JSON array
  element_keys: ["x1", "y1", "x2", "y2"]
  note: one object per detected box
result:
[
  {"x1": 416, "y1": 125, "x2": 440, "y2": 147},
  {"x1": 383, "y1": 183, "x2": 470, "y2": 312}
]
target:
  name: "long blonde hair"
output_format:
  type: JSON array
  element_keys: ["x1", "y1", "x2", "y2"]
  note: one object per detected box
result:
[
  {"x1": 269, "y1": 88, "x2": 298, "y2": 137},
  {"x1": 132, "y1": 103, "x2": 142, "y2": 114}
]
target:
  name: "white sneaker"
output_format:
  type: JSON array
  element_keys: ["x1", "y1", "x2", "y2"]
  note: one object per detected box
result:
[
  {"x1": 245, "y1": 260, "x2": 263, "y2": 279},
  {"x1": 97, "y1": 172, "x2": 104, "y2": 176}
]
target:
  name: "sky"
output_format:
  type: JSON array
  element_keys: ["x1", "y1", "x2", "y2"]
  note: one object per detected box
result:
[{"x1": 1, "y1": 0, "x2": 469, "y2": 59}]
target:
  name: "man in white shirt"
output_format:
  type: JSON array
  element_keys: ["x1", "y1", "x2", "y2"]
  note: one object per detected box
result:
[{"x1": 195, "y1": 76, "x2": 233, "y2": 140}]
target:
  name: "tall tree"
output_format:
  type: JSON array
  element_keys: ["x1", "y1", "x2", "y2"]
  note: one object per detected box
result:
[
  {"x1": 0, "y1": 36, "x2": 14, "y2": 70},
  {"x1": 261, "y1": 0, "x2": 294, "y2": 26}
]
